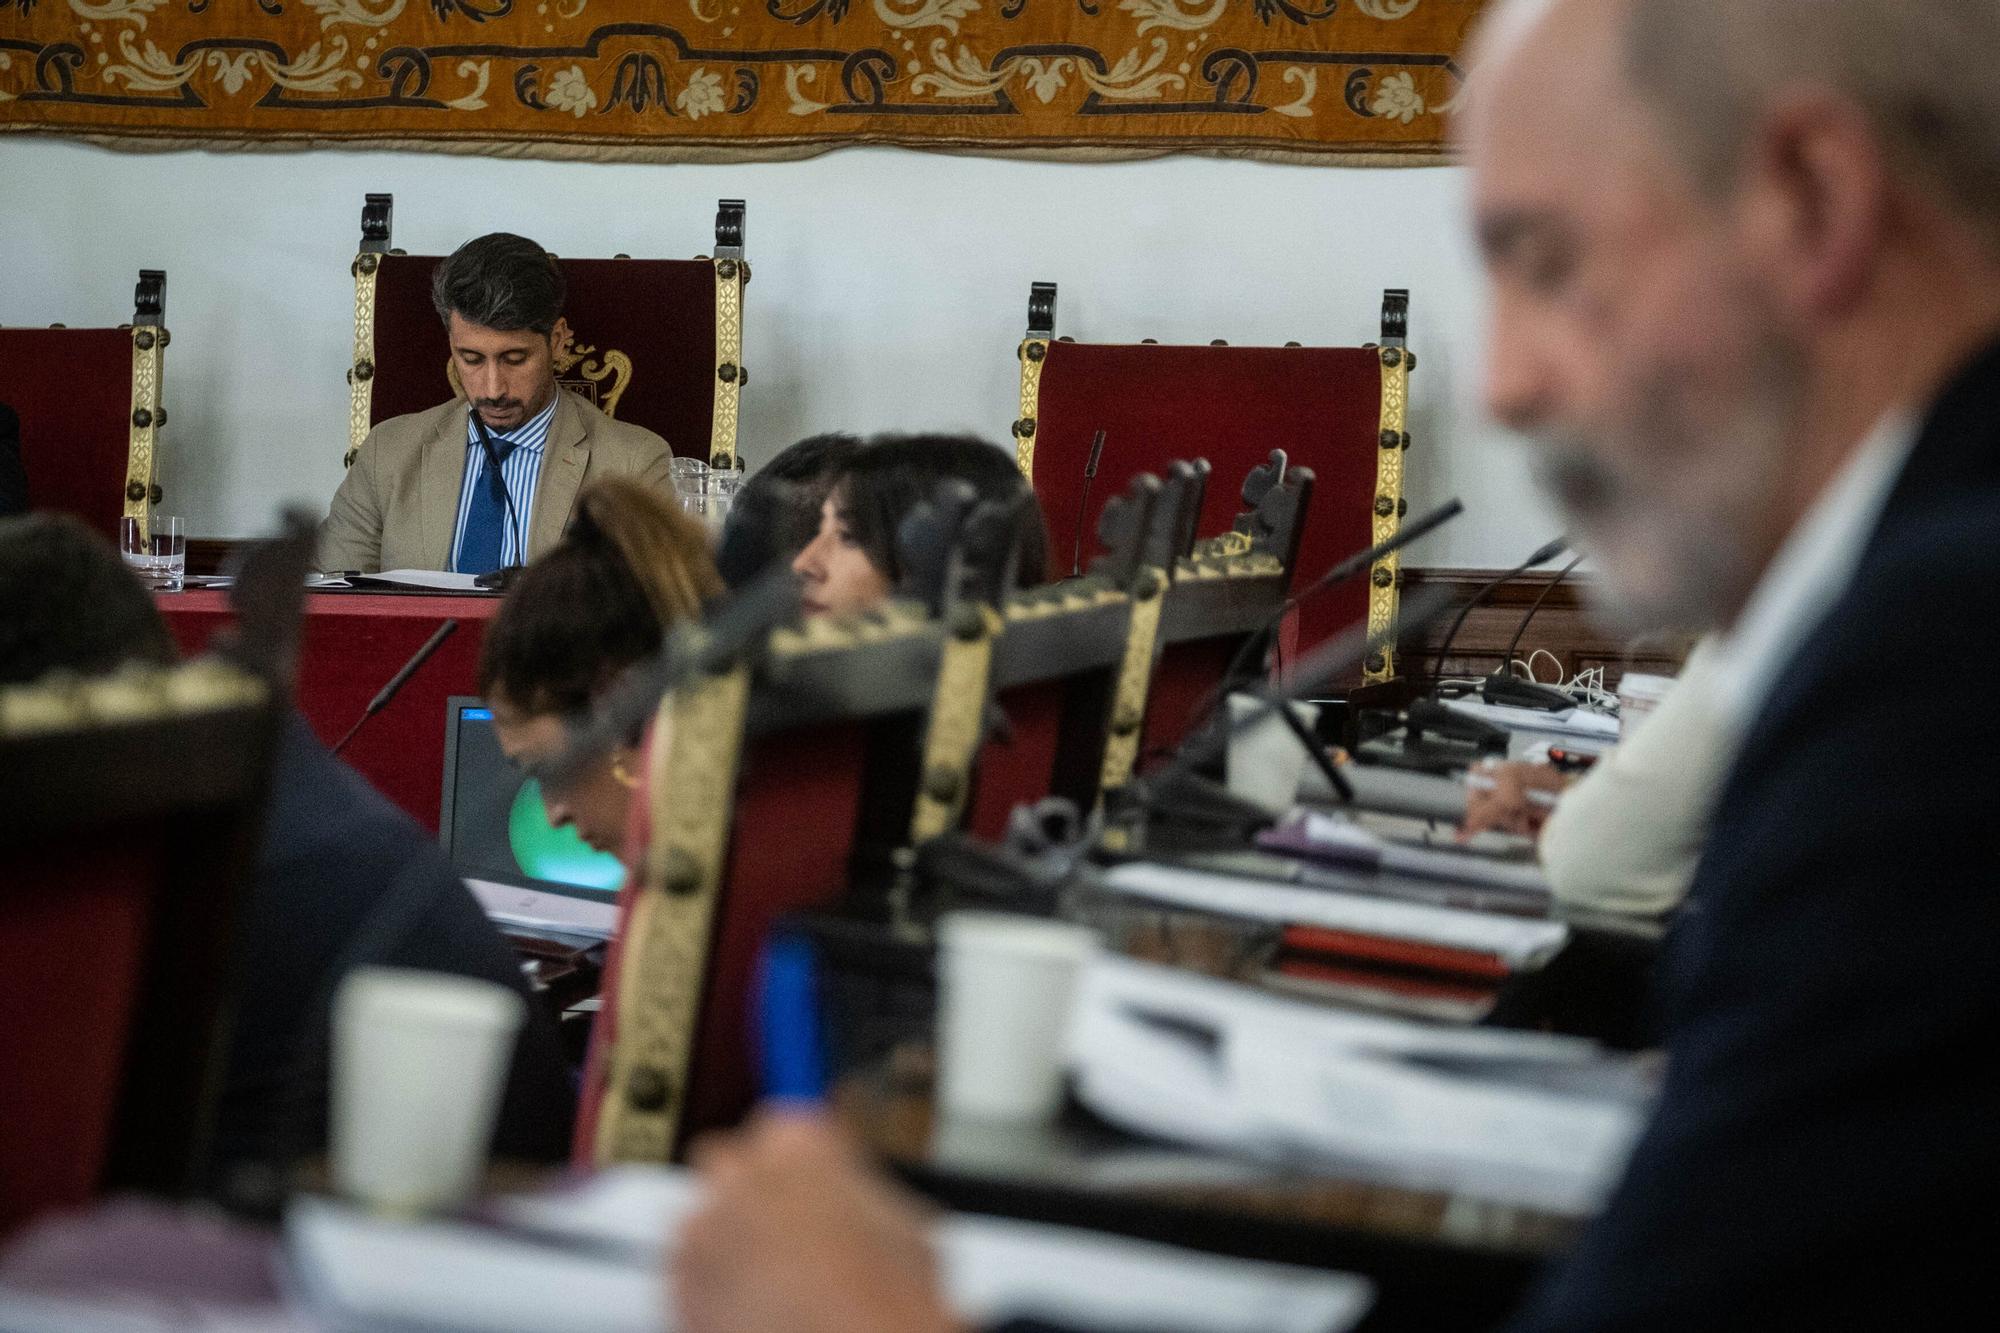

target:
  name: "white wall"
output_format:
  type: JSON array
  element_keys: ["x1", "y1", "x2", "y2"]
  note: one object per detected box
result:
[{"x1": 0, "y1": 137, "x2": 1558, "y2": 567}]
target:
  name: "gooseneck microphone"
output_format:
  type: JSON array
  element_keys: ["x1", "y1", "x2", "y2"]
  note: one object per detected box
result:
[
  {"x1": 1482, "y1": 552, "x2": 1588, "y2": 710},
  {"x1": 471, "y1": 410, "x2": 528, "y2": 584},
  {"x1": 1069, "y1": 429, "x2": 1108, "y2": 578},
  {"x1": 1429, "y1": 535, "x2": 1569, "y2": 697},
  {"x1": 330, "y1": 619, "x2": 459, "y2": 756}
]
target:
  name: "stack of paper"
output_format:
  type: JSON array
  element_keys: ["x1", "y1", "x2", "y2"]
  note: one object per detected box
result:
[
  {"x1": 286, "y1": 1165, "x2": 1372, "y2": 1333},
  {"x1": 1068, "y1": 956, "x2": 1654, "y2": 1215}
]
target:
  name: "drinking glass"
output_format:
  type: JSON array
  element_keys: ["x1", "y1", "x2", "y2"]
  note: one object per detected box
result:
[{"x1": 120, "y1": 514, "x2": 186, "y2": 592}]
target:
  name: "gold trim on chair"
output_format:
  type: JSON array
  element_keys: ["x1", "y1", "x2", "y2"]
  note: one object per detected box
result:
[
  {"x1": 908, "y1": 604, "x2": 1005, "y2": 845},
  {"x1": 1365, "y1": 346, "x2": 1412, "y2": 685},
  {"x1": 1095, "y1": 566, "x2": 1167, "y2": 833},
  {"x1": 707, "y1": 259, "x2": 745, "y2": 470},
  {"x1": 346, "y1": 253, "x2": 380, "y2": 470},
  {"x1": 124, "y1": 326, "x2": 165, "y2": 541},
  {"x1": 594, "y1": 659, "x2": 754, "y2": 1164},
  {"x1": 1013, "y1": 338, "x2": 1046, "y2": 481}
]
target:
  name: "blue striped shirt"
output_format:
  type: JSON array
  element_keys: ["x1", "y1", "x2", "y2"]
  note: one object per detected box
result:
[{"x1": 451, "y1": 395, "x2": 557, "y2": 572}]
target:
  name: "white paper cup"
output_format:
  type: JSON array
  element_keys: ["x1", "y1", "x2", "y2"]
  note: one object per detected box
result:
[
  {"x1": 331, "y1": 967, "x2": 526, "y2": 1214},
  {"x1": 1225, "y1": 695, "x2": 1322, "y2": 813},
  {"x1": 936, "y1": 913, "x2": 1096, "y2": 1125}
]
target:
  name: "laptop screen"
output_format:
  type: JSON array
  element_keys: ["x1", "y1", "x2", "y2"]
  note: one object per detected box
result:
[{"x1": 439, "y1": 696, "x2": 627, "y2": 903}]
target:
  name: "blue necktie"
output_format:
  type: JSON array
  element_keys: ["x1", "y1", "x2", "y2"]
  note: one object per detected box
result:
[{"x1": 456, "y1": 434, "x2": 519, "y2": 575}]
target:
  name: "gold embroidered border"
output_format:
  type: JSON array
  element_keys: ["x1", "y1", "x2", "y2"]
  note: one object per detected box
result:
[
  {"x1": 345, "y1": 254, "x2": 379, "y2": 469},
  {"x1": 124, "y1": 326, "x2": 165, "y2": 539},
  {"x1": 707, "y1": 259, "x2": 744, "y2": 469},
  {"x1": 1096, "y1": 567, "x2": 1167, "y2": 808},
  {"x1": 595, "y1": 660, "x2": 752, "y2": 1164},
  {"x1": 1366, "y1": 348, "x2": 1411, "y2": 683},
  {"x1": 1014, "y1": 339, "x2": 1046, "y2": 480}
]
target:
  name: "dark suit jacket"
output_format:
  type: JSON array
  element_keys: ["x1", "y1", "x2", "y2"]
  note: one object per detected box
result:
[
  {"x1": 209, "y1": 714, "x2": 576, "y2": 1182},
  {"x1": 1512, "y1": 341, "x2": 2000, "y2": 1328},
  {"x1": 0, "y1": 403, "x2": 27, "y2": 518}
]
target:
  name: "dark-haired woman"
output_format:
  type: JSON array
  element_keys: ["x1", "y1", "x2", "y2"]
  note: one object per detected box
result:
[
  {"x1": 480, "y1": 476, "x2": 722, "y2": 854},
  {"x1": 791, "y1": 434, "x2": 1050, "y2": 617}
]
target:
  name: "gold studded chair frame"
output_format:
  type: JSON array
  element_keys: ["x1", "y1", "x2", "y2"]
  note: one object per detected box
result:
[
  {"x1": 344, "y1": 196, "x2": 747, "y2": 469},
  {"x1": 0, "y1": 659, "x2": 277, "y2": 1236},
  {"x1": 1014, "y1": 284, "x2": 1413, "y2": 683},
  {"x1": 0, "y1": 271, "x2": 169, "y2": 542},
  {"x1": 581, "y1": 457, "x2": 1305, "y2": 1164}
]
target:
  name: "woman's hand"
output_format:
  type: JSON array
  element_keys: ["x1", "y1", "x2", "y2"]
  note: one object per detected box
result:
[{"x1": 1460, "y1": 760, "x2": 1568, "y2": 841}]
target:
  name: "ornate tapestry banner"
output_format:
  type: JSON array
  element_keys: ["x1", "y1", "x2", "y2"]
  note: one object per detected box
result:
[{"x1": 0, "y1": 1, "x2": 1487, "y2": 163}]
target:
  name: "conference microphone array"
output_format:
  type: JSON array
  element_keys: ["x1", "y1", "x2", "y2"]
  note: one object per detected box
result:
[
  {"x1": 1428, "y1": 535, "x2": 1569, "y2": 699},
  {"x1": 329, "y1": 619, "x2": 459, "y2": 757},
  {"x1": 1485, "y1": 551, "x2": 1588, "y2": 710}
]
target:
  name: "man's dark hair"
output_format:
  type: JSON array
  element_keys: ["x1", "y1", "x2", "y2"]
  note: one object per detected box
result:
[
  {"x1": 0, "y1": 513, "x2": 177, "y2": 686},
  {"x1": 830, "y1": 434, "x2": 1050, "y2": 590},
  {"x1": 430, "y1": 233, "x2": 566, "y2": 335},
  {"x1": 728, "y1": 432, "x2": 865, "y2": 566}
]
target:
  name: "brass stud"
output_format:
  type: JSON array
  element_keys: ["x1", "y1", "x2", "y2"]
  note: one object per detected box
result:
[
  {"x1": 740, "y1": 260, "x2": 752, "y2": 284},
  {"x1": 1397, "y1": 499, "x2": 1409, "y2": 518},
  {"x1": 923, "y1": 767, "x2": 962, "y2": 805},
  {"x1": 149, "y1": 483, "x2": 163, "y2": 505},
  {"x1": 1374, "y1": 495, "x2": 1395, "y2": 518},
  {"x1": 1366, "y1": 652, "x2": 1387, "y2": 675},
  {"x1": 158, "y1": 329, "x2": 171, "y2": 348},
  {"x1": 1134, "y1": 568, "x2": 1167, "y2": 602},
  {"x1": 717, "y1": 258, "x2": 739, "y2": 280},
  {"x1": 1381, "y1": 347, "x2": 1403, "y2": 368},
  {"x1": 1379, "y1": 429, "x2": 1402, "y2": 451},
  {"x1": 658, "y1": 849, "x2": 702, "y2": 896},
  {"x1": 1111, "y1": 710, "x2": 1142, "y2": 737},
  {"x1": 1372, "y1": 567, "x2": 1395, "y2": 589},
  {"x1": 132, "y1": 408, "x2": 153, "y2": 429},
  {"x1": 1284, "y1": 341, "x2": 1302, "y2": 348},
  {"x1": 133, "y1": 330, "x2": 157, "y2": 351},
  {"x1": 357, "y1": 253, "x2": 379, "y2": 275},
  {"x1": 1404, "y1": 350, "x2": 1418, "y2": 372},
  {"x1": 343, "y1": 448, "x2": 359, "y2": 469},
  {"x1": 949, "y1": 605, "x2": 987, "y2": 642},
  {"x1": 614, "y1": 253, "x2": 632, "y2": 260},
  {"x1": 1209, "y1": 339, "x2": 1229, "y2": 347},
  {"x1": 718, "y1": 363, "x2": 739, "y2": 384},
  {"x1": 354, "y1": 359, "x2": 375, "y2": 382},
  {"x1": 1139, "y1": 338, "x2": 1158, "y2": 345},
  {"x1": 126, "y1": 481, "x2": 147, "y2": 503},
  {"x1": 626, "y1": 1066, "x2": 672, "y2": 1112},
  {"x1": 737, "y1": 365, "x2": 749, "y2": 388},
  {"x1": 1012, "y1": 416, "x2": 1037, "y2": 439},
  {"x1": 1401, "y1": 433, "x2": 1412, "y2": 452},
  {"x1": 154, "y1": 408, "x2": 168, "y2": 428},
  {"x1": 1023, "y1": 341, "x2": 1046, "y2": 363}
]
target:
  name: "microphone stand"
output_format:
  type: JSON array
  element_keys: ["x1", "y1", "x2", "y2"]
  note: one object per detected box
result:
[
  {"x1": 1429, "y1": 536, "x2": 1569, "y2": 697},
  {"x1": 1069, "y1": 429, "x2": 1107, "y2": 579},
  {"x1": 330, "y1": 620, "x2": 459, "y2": 755},
  {"x1": 1483, "y1": 552, "x2": 1587, "y2": 710}
]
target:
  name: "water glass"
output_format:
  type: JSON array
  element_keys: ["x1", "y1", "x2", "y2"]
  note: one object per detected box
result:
[
  {"x1": 120, "y1": 514, "x2": 186, "y2": 592},
  {"x1": 671, "y1": 457, "x2": 712, "y2": 521}
]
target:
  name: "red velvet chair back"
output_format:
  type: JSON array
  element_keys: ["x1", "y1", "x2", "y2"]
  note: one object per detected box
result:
[
  {"x1": 350, "y1": 197, "x2": 747, "y2": 468},
  {"x1": 0, "y1": 668, "x2": 275, "y2": 1237},
  {"x1": 1018, "y1": 287, "x2": 1413, "y2": 678},
  {"x1": 0, "y1": 271, "x2": 167, "y2": 542}
]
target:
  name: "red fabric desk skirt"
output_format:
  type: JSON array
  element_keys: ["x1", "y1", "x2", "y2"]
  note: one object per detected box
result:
[{"x1": 158, "y1": 590, "x2": 500, "y2": 830}]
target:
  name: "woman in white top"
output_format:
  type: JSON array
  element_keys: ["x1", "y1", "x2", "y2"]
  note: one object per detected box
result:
[{"x1": 1461, "y1": 642, "x2": 1735, "y2": 915}]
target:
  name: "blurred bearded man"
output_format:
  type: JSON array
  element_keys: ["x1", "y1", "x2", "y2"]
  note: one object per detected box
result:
[{"x1": 648, "y1": 3, "x2": 2000, "y2": 1330}]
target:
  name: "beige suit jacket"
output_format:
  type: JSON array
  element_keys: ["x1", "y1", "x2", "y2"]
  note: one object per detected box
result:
[{"x1": 317, "y1": 389, "x2": 674, "y2": 573}]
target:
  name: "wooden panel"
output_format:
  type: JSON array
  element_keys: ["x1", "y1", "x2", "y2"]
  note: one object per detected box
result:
[{"x1": 1396, "y1": 568, "x2": 1695, "y2": 692}]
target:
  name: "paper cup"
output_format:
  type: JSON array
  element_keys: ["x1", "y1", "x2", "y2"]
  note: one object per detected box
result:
[
  {"x1": 1225, "y1": 695, "x2": 1323, "y2": 813},
  {"x1": 331, "y1": 967, "x2": 525, "y2": 1214},
  {"x1": 936, "y1": 913, "x2": 1096, "y2": 1125}
]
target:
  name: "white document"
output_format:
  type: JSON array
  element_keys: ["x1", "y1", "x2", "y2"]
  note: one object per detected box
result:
[
  {"x1": 350, "y1": 569, "x2": 490, "y2": 592},
  {"x1": 1294, "y1": 812, "x2": 1554, "y2": 899},
  {"x1": 286, "y1": 1164, "x2": 1372, "y2": 1333},
  {"x1": 1101, "y1": 861, "x2": 1570, "y2": 967},
  {"x1": 1442, "y1": 696, "x2": 1622, "y2": 741},
  {"x1": 1068, "y1": 957, "x2": 1650, "y2": 1215}
]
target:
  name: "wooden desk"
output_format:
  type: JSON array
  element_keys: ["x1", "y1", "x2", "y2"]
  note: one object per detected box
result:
[
  {"x1": 838, "y1": 1048, "x2": 1573, "y2": 1332},
  {"x1": 158, "y1": 589, "x2": 502, "y2": 830}
]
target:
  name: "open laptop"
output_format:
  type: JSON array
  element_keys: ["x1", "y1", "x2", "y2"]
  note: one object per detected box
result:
[{"x1": 440, "y1": 696, "x2": 622, "y2": 938}]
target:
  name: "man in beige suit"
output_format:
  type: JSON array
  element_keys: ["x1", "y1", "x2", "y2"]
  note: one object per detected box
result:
[{"x1": 317, "y1": 232, "x2": 673, "y2": 574}]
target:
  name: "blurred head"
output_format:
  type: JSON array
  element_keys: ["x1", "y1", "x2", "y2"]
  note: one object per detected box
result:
[
  {"x1": 432, "y1": 233, "x2": 570, "y2": 435},
  {"x1": 1464, "y1": 0, "x2": 2000, "y2": 633},
  {"x1": 479, "y1": 479, "x2": 723, "y2": 852},
  {"x1": 791, "y1": 434, "x2": 1050, "y2": 618},
  {"x1": 717, "y1": 433, "x2": 865, "y2": 586},
  {"x1": 0, "y1": 514, "x2": 176, "y2": 686}
]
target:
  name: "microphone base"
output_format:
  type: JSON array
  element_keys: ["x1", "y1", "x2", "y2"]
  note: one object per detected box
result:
[
  {"x1": 1480, "y1": 672, "x2": 1576, "y2": 712},
  {"x1": 474, "y1": 564, "x2": 527, "y2": 591}
]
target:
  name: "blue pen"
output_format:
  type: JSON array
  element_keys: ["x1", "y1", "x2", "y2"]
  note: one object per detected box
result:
[{"x1": 755, "y1": 931, "x2": 829, "y2": 1104}]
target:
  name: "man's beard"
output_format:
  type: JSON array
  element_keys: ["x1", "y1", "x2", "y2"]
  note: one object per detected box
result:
[{"x1": 1528, "y1": 328, "x2": 1806, "y2": 637}]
